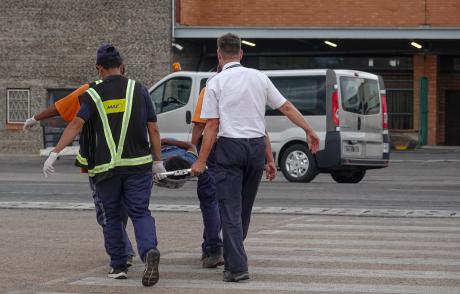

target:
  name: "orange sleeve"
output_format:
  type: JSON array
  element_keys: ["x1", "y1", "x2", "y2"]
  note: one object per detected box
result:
[
  {"x1": 54, "y1": 84, "x2": 90, "y2": 122},
  {"x1": 192, "y1": 88, "x2": 207, "y2": 124}
]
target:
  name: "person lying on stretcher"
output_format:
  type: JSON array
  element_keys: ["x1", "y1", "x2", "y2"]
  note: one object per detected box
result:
[{"x1": 156, "y1": 138, "x2": 199, "y2": 189}]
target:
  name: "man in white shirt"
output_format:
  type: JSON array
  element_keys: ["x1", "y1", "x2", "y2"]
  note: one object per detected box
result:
[{"x1": 191, "y1": 33, "x2": 320, "y2": 282}]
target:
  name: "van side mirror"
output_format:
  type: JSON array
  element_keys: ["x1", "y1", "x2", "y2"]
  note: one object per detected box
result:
[{"x1": 186, "y1": 111, "x2": 192, "y2": 124}]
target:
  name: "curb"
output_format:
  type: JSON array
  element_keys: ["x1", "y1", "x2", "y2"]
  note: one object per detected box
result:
[{"x1": 0, "y1": 201, "x2": 458, "y2": 218}]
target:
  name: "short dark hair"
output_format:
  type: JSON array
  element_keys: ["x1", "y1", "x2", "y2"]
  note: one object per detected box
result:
[
  {"x1": 96, "y1": 44, "x2": 123, "y2": 69},
  {"x1": 164, "y1": 156, "x2": 191, "y2": 179},
  {"x1": 217, "y1": 33, "x2": 241, "y2": 57}
]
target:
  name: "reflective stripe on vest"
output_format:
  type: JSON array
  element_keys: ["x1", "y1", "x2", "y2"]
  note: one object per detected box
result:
[
  {"x1": 85, "y1": 79, "x2": 152, "y2": 176},
  {"x1": 76, "y1": 152, "x2": 88, "y2": 166}
]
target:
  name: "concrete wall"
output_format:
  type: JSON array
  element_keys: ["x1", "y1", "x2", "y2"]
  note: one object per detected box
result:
[
  {"x1": 0, "y1": 0, "x2": 172, "y2": 153},
  {"x1": 178, "y1": 0, "x2": 460, "y2": 27}
]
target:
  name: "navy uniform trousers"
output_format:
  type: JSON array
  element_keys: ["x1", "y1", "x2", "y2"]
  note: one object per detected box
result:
[
  {"x1": 214, "y1": 137, "x2": 266, "y2": 273},
  {"x1": 197, "y1": 145, "x2": 223, "y2": 257},
  {"x1": 90, "y1": 177, "x2": 134, "y2": 258},
  {"x1": 95, "y1": 173, "x2": 158, "y2": 269}
]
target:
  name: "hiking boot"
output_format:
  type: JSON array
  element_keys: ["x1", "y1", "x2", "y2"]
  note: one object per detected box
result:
[
  {"x1": 202, "y1": 253, "x2": 224, "y2": 268},
  {"x1": 108, "y1": 265, "x2": 128, "y2": 279},
  {"x1": 142, "y1": 248, "x2": 160, "y2": 287},
  {"x1": 223, "y1": 270, "x2": 250, "y2": 282}
]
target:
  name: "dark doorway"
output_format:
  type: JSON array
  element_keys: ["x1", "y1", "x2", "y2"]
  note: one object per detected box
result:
[{"x1": 445, "y1": 91, "x2": 460, "y2": 146}]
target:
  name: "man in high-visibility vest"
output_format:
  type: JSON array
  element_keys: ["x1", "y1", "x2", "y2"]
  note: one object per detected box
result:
[
  {"x1": 43, "y1": 44, "x2": 164, "y2": 287},
  {"x1": 24, "y1": 80, "x2": 136, "y2": 266}
]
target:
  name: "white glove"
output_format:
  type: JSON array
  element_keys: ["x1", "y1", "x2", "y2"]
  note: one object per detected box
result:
[
  {"x1": 43, "y1": 152, "x2": 58, "y2": 177},
  {"x1": 153, "y1": 161, "x2": 167, "y2": 180},
  {"x1": 23, "y1": 116, "x2": 38, "y2": 131}
]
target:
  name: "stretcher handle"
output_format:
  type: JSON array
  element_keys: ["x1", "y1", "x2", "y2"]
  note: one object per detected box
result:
[{"x1": 158, "y1": 168, "x2": 192, "y2": 177}]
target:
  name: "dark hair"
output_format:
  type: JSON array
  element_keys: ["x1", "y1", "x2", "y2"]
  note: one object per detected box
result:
[
  {"x1": 96, "y1": 44, "x2": 123, "y2": 69},
  {"x1": 217, "y1": 33, "x2": 241, "y2": 57},
  {"x1": 98, "y1": 58, "x2": 123, "y2": 69},
  {"x1": 164, "y1": 156, "x2": 191, "y2": 179}
]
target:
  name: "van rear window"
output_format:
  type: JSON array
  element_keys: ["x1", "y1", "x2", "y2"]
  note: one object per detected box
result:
[
  {"x1": 266, "y1": 76, "x2": 326, "y2": 116},
  {"x1": 340, "y1": 77, "x2": 380, "y2": 115}
]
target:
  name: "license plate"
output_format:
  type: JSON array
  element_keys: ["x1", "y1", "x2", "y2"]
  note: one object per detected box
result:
[{"x1": 344, "y1": 144, "x2": 362, "y2": 154}]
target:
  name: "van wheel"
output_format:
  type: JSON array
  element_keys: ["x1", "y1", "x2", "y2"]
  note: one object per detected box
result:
[
  {"x1": 330, "y1": 170, "x2": 366, "y2": 183},
  {"x1": 280, "y1": 144, "x2": 318, "y2": 183}
]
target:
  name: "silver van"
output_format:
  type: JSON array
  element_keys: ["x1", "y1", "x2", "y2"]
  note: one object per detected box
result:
[{"x1": 149, "y1": 69, "x2": 390, "y2": 183}]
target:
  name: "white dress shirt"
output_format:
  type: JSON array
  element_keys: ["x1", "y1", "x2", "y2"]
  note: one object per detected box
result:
[{"x1": 201, "y1": 62, "x2": 287, "y2": 138}]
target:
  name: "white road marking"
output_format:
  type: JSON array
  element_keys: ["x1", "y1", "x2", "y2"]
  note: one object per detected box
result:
[
  {"x1": 70, "y1": 277, "x2": 460, "y2": 293},
  {"x1": 126, "y1": 264, "x2": 460, "y2": 280},
  {"x1": 256, "y1": 229, "x2": 460, "y2": 239},
  {"x1": 283, "y1": 223, "x2": 460, "y2": 232},
  {"x1": 243, "y1": 245, "x2": 460, "y2": 257},
  {"x1": 0, "y1": 201, "x2": 458, "y2": 217},
  {"x1": 162, "y1": 252, "x2": 460, "y2": 266},
  {"x1": 245, "y1": 237, "x2": 460, "y2": 249}
]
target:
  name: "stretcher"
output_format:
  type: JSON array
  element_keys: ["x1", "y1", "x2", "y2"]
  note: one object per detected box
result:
[{"x1": 153, "y1": 168, "x2": 194, "y2": 189}]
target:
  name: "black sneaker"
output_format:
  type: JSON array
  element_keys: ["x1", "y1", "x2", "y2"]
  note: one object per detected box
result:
[
  {"x1": 108, "y1": 266, "x2": 128, "y2": 279},
  {"x1": 223, "y1": 270, "x2": 249, "y2": 282},
  {"x1": 202, "y1": 253, "x2": 224, "y2": 268},
  {"x1": 142, "y1": 248, "x2": 160, "y2": 287}
]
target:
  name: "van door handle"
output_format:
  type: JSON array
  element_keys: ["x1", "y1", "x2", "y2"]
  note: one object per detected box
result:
[
  {"x1": 186, "y1": 111, "x2": 192, "y2": 125},
  {"x1": 357, "y1": 117, "x2": 361, "y2": 130}
]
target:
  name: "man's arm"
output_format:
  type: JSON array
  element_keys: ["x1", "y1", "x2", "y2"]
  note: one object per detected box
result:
[
  {"x1": 148, "y1": 122, "x2": 162, "y2": 161},
  {"x1": 264, "y1": 131, "x2": 276, "y2": 181},
  {"x1": 161, "y1": 138, "x2": 197, "y2": 154},
  {"x1": 191, "y1": 118, "x2": 219, "y2": 175},
  {"x1": 52, "y1": 117, "x2": 85, "y2": 154},
  {"x1": 191, "y1": 122, "x2": 205, "y2": 146},
  {"x1": 23, "y1": 104, "x2": 60, "y2": 130},
  {"x1": 277, "y1": 101, "x2": 320, "y2": 154}
]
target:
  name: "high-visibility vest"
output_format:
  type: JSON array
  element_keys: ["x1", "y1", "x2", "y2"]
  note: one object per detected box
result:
[
  {"x1": 84, "y1": 79, "x2": 152, "y2": 177},
  {"x1": 76, "y1": 80, "x2": 103, "y2": 169}
]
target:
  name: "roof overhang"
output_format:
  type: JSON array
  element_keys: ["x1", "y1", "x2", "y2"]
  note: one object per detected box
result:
[{"x1": 174, "y1": 26, "x2": 460, "y2": 40}]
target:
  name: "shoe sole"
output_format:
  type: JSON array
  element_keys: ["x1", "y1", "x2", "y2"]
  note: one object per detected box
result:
[
  {"x1": 142, "y1": 250, "x2": 160, "y2": 287},
  {"x1": 202, "y1": 258, "x2": 225, "y2": 268},
  {"x1": 108, "y1": 272, "x2": 128, "y2": 279},
  {"x1": 223, "y1": 273, "x2": 250, "y2": 282}
]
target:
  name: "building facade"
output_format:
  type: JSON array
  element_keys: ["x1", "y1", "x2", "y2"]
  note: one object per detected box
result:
[
  {"x1": 0, "y1": 0, "x2": 172, "y2": 153},
  {"x1": 1, "y1": 0, "x2": 459, "y2": 153},
  {"x1": 173, "y1": 0, "x2": 460, "y2": 146}
]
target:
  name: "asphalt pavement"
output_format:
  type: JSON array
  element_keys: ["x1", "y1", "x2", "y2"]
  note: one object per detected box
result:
[
  {"x1": 0, "y1": 148, "x2": 459, "y2": 212},
  {"x1": 1, "y1": 148, "x2": 460, "y2": 293}
]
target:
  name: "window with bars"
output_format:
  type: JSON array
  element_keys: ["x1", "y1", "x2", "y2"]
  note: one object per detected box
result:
[{"x1": 7, "y1": 89, "x2": 30, "y2": 123}]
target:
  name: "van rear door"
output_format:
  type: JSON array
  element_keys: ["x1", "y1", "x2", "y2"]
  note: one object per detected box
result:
[{"x1": 338, "y1": 72, "x2": 383, "y2": 160}]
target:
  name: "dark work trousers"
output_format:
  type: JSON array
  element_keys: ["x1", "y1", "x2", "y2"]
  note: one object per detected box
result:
[
  {"x1": 214, "y1": 136, "x2": 265, "y2": 273},
  {"x1": 89, "y1": 177, "x2": 134, "y2": 257},
  {"x1": 197, "y1": 145, "x2": 223, "y2": 257},
  {"x1": 95, "y1": 173, "x2": 158, "y2": 269}
]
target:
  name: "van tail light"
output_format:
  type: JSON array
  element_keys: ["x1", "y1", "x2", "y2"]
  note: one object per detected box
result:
[
  {"x1": 332, "y1": 90, "x2": 340, "y2": 126},
  {"x1": 381, "y1": 94, "x2": 388, "y2": 130}
]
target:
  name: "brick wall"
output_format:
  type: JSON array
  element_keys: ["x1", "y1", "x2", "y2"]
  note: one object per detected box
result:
[
  {"x1": 179, "y1": 0, "x2": 460, "y2": 27},
  {"x1": 0, "y1": 0, "x2": 172, "y2": 153}
]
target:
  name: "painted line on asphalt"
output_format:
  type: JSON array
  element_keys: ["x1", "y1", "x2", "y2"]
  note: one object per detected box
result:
[
  {"x1": 245, "y1": 237, "x2": 460, "y2": 249},
  {"x1": 162, "y1": 252, "x2": 460, "y2": 266},
  {"x1": 0, "y1": 201, "x2": 458, "y2": 218},
  {"x1": 127, "y1": 264, "x2": 460, "y2": 280},
  {"x1": 243, "y1": 245, "x2": 460, "y2": 257},
  {"x1": 256, "y1": 229, "x2": 460, "y2": 240},
  {"x1": 390, "y1": 159, "x2": 460, "y2": 163},
  {"x1": 388, "y1": 188, "x2": 460, "y2": 194},
  {"x1": 70, "y1": 277, "x2": 460, "y2": 293},
  {"x1": 283, "y1": 223, "x2": 460, "y2": 232}
]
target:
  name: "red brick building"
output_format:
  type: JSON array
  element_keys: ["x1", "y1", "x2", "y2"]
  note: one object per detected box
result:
[{"x1": 173, "y1": 0, "x2": 460, "y2": 146}]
